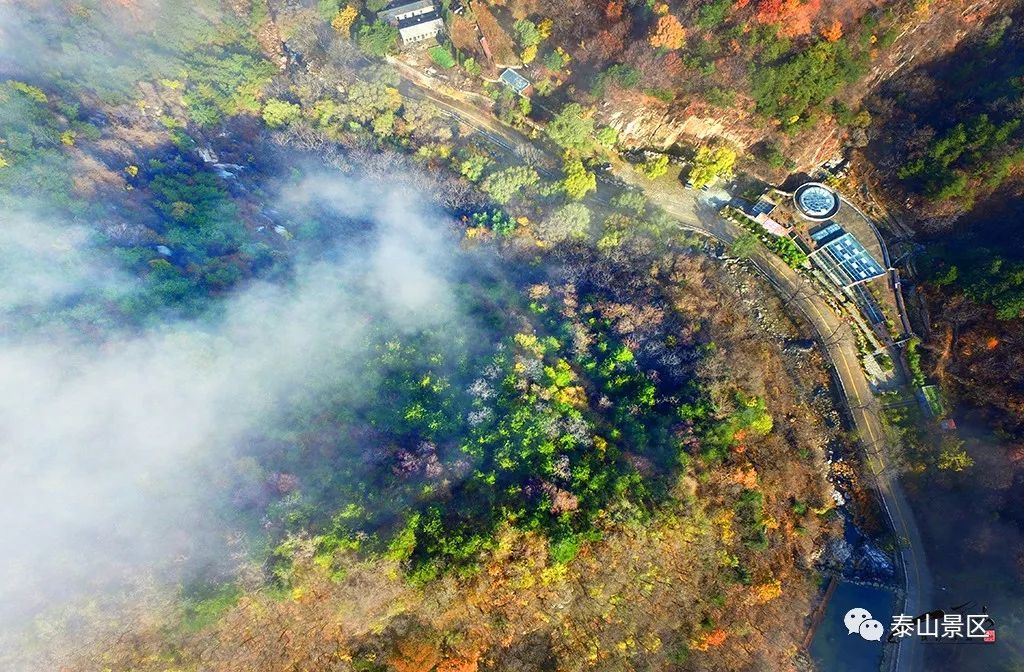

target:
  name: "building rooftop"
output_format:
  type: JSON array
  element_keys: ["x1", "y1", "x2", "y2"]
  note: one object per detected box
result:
[
  {"x1": 750, "y1": 197, "x2": 777, "y2": 217},
  {"x1": 379, "y1": 0, "x2": 434, "y2": 22},
  {"x1": 397, "y1": 10, "x2": 443, "y2": 31},
  {"x1": 818, "y1": 231, "x2": 885, "y2": 284},
  {"x1": 499, "y1": 68, "x2": 531, "y2": 94},
  {"x1": 794, "y1": 182, "x2": 841, "y2": 221},
  {"x1": 809, "y1": 222, "x2": 842, "y2": 244}
]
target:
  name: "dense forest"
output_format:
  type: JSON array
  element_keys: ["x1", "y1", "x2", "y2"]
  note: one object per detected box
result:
[
  {"x1": 0, "y1": 1, "x2": 845, "y2": 671},
  {"x1": 867, "y1": 7, "x2": 1024, "y2": 436}
]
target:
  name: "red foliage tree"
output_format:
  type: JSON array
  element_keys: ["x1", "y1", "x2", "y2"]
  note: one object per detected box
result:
[
  {"x1": 662, "y1": 51, "x2": 684, "y2": 79},
  {"x1": 585, "y1": 24, "x2": 628, "y2": 62}
]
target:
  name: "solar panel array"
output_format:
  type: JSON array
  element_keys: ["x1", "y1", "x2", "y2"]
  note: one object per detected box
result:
[
  {"x1": 751, "y1": 199, "x2": 775, "y2": 216},
  {"x1": 500, "y1": 69, "x2": 531, "y2": 93},
  {"x1": 810, "y1": 222, "x2": 841, "y2": 243},
  {"x1": 822, "y1": 233, "x2": 885, "y2": 283}
]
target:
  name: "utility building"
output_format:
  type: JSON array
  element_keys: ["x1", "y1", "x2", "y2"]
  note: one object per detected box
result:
[
  {"x1": 499, "y1": 68, "x2": 532, "y2": 96},
  {"x1": 378, "y1": 0, "x2": 434, "y2": 23}
]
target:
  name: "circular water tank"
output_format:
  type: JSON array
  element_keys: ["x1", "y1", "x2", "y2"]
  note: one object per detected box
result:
[{"x1": 793, "y1": 182, "x2": 840, "y2": 221}]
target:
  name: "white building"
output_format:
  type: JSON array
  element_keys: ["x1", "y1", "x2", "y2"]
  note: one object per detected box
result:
[
  {"x1": 398, "y1": 13, "x2": 444, "y2": 44},
  {"x1": 378, "y1": 0, "x2": 444, "y2": 45}
]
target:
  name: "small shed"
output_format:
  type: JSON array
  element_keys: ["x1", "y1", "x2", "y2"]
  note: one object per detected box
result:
[
  {"x1": 499, "y1": 68, "x2": 532, "y2": 96},
  {"x1": 479, "y1": 35, "x2": 493, "y2": 62}
]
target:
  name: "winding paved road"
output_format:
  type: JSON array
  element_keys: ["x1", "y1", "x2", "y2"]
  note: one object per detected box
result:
[
  {"x1": 387, "y1": 64, "x2": 931, "y2": 671},
  {"x1": 634, "y1": 188, "x2": 931, "y2": 672}
]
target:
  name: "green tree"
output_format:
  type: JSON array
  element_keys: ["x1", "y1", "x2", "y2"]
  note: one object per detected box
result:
[
  {"x1": 536, "y1": 203, "x2": 591, "y2": 243},
  {"x1": 318, "y1": 0, "x2": 342, "y2": 20},
  {"x1": 697, "y1": 0, "x2": 732, "y2": 29},
  {"x1": 262, "y1": 98, "x2": 301, "y2": 128},
  {"x1": 371, "y1": 111, "x2": 396, "y2": 137},
  {"x1": 181, "y1": 52, "x2": 275, "y2": 126},
  {"x1": 481, "y1": 166, "x2": 540, "y2": 204},
  {"x1": 596, "y1": 126, "x2": 619, "y2": 147},
  {"x1": 458, "y1": 153, "x2": 491, "y2": 182},
  {"x1": 905, "y1": 337, "x2": 926, "y2": 387},
  {"x1": 346, "y1": 80, "x2": 402, "y2": 123},
  {"x1": 494, "y1": 87, "x2": 531, "y2": 126},
  {"x1": 612, "y1": 190, "x2": 646, "y2": 215},
  {"x1": 730, "y1": 232, "x2": 759, "y2": 258},
  {"x1": 641, "y1": 155, "x2": 669, "y2": 179},
  {"x1": 513, "y1": 19, "x2": 541, "y2": 48},
  {"x1": 544, "y1": 48, "x2": 570, "y2": 72},
  {"x1": 938, "y1": 442, "x2": 975, "y2": 472},
  {"x1": 760, "y1": 141, "x2": 787, "y2": 168},
  {"x1": 561, "y1": 159, "x2": 596, "y2": 200},
  {"x1": 547, "y1": 103, "x2": 594, "y2": 154},
  {"x1": 688, "y1": 146, "x2": 736, "y2": 188},
  {"x1": 357, "y1": 22, "x2": 399, "y2": 57},
  {"x1": 751, "y1": 39, "x2": 866, "y2": 127}
]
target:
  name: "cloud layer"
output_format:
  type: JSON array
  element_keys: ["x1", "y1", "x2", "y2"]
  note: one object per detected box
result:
[{"x1": 0, "y1": 176, "x2": 467, "y2": 639}]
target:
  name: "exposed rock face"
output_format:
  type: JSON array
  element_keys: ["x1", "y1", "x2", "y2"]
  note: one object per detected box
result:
[
  {"x1": 601, "y1": 99, "x2": 753, "y2": 150},
  {"x1": 599, "y1": 90, "x2": 756, "y2": 150},
  {"x1": 861, "y1": 0, "x2": 1009, "y2": 91},
  {"x1": 599, "y1": 94, "x2": 842, "y2": 171}
]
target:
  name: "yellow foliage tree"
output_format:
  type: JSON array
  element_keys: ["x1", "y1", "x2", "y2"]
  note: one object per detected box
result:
[
  {"x1": 331, "y1": 5, "x2": 358, "y2": 36},
  {"x1": 521, "y1": 44, "x2": 538, "y2": 64},
  {"x1": 537, "y1": 17, "x2": 554, "y2": 39},
  {"x1": 753, "y1": 579, "x2": 783, "y2": 603}
]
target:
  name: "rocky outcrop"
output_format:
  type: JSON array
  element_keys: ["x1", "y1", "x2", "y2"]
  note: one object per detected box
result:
[{"x1": 599, "y1": 92, "x2": 842, "y2": 171}]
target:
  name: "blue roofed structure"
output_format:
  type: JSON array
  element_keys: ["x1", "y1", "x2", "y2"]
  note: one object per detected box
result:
[
  {"x1": 499, "y1": 68, "x2": 532, "y2": 96},
  {"x1": 809, "y1": 222, "x2": 842, "y2": 243},
  {"x1": 811, "y1": 230, "x2": 886, "y2": 286}
]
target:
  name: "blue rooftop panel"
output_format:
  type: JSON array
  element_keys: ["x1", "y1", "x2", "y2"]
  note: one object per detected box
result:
[
  {"x1": 500, "y1": 68, "x2": 531, "y2": 94},
  {"x1": 822, "y1": 232, "x2": 885, "y2": 283}
]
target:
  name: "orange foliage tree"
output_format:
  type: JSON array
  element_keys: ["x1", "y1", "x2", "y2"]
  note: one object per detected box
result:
[
  {"x1": 755, "y1": 0, "x2": 821, "y2": 36},
  {"x1": 821, "y1": 19, "x2": 843, "y2": 42},
  {"x1": 388, "y1": 639, "x2": 441, "y2": 672},
  {"x1": 436, "y1": 653, "x2": 481, "y2": 672},
  {"x1": 691, "y1": 628, "x2": 729, "y2": 651},
  {"x1": 649, "y1": 14, "x2": 686, "y2": 50}
]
